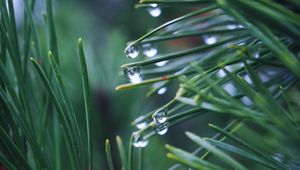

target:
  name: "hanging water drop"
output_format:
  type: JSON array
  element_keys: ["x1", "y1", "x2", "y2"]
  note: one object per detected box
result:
[
  {"x1": 148, "y1": 4, "x2": 161, "y2": 17},
  {"x1": 125, "y1": 44, "x2": 139, "y2": 58},
  {"x1": 136, "y1": 122, "x2": 147, "y2": 129},
  {"x1": 154, "y1": 122, "x2": 169, "y2": 135},
  {"x1": 152, "y1": 108, "x2": 168, "y2": 124},
  {"x1": 203, "y1": 35, "x2": 217, "y2": 45},
  {"x1": 132, "y1": 132, "x2": 149, "y2": 148},
  {"x1": 142, "y1": 44, "x2": 158, "y2": 57},
  {"x1": 124, "y1": 66, "x2": 142, "y2": 83},
  {"x1": 157, "y1": 87, "x2": 167, "y2": 95},
  {"x1": 155, "y1": 60, "x2": 168, "y2": 67}
]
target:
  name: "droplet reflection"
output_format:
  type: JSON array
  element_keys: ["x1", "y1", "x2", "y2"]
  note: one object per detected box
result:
[
  {"x1": 148, "y1": 4, "x2": 161, "y2": 17},
  {"x1": 132, "y1": 132, "x2": 148, "y2": 148},
  {"x1": 124, "y1": 66, "x2": 142, "y2": 83},
  {"x1": 142, "y1": 44, "x2": 158, "y2": 57},
  {"x1": 152, "y1": 108, "x2": 168, "y2": 124},
  {"x1": 125, "y1": 44, "x2": 139, "y2": 58},
  {"x1": 154, "y1": 122, "x2": 169, "y2": 135}
]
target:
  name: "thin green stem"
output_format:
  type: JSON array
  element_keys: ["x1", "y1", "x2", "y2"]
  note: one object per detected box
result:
[
  {"x1": 105, "y1": 139, "x2": 115, "y2": 170},
  {"x1": 78, "y1": 38, "x2": 92, "y2": 170},
  {"x1": 140, "y1": 28, "x2": 245, "y2": 44},
  {"x1": 128, "y1": 134, "x2": 134, "y2": 170},
  {"x1": 46, "y1": 0, "x2": 59, "y2": 62}
]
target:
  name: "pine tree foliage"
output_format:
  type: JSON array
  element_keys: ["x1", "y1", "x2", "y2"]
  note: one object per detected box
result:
[
  {"x1": 109, "y1": 0, "x2": 300, "y2": 169},
  {"x1": 0, "y1": 0, "x2": 300, "y2": 169},
  {"x1": 0, "y1": 0, "x2": 92, "y2": 169}
]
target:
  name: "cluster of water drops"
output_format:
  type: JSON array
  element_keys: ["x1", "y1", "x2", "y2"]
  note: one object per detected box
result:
[
  {"x1": 152, "y1": 108, "x2": 169, "y2": 135},
  {"x1": 122, "y1": 3, "x2": 165, "y2": 83},
  {"x1": 132, "y1": 116, "x2": 149, "y2": 148},
  {"x1": 126, "y1": 43, "x2": 159, "y2": 59},
  {"x1": 124, "y1": 42, "x2": 169, "y2": 83},
  {"x1": 132, "y1": 107, "x2": 169, "y2": 148},
  {"x1": 127, "y1": 4, "x2": 168, "y2": 148},
  {"x1": 132, "y1": 108, "x2": 169, "y2": 148}
]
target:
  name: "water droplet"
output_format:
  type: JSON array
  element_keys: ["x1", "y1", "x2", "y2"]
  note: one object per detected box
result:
[
  {"x1": 148, "y1": 4, "x2": 161, "y2": 17},
  {"x1": 203, "y1": 35, "x2": 217, "y2": 45},
  {"x1": 157, "y1": 87, "x2": 167, "y2": 95},
  {"x1": 150, "y1": 3, "x2": 158, "y2": 7},
  {"x1": 152, "y1": 108, "x2": 168, "y2": 124},
  {"x1": 155, "y1": 60, "x2": 168, "y2": 67},
  {"x1": 216, "y1": 69, "x2": 226, "y2": 78},
  {"x1": 254, "y1": 52, "x2": 260, "y2": 58},
  {"x1": 227, "y1": 24, "x2": 238, "y2": 30},
  {"x1": 136, "y1": 122, "x2": 147, "y2": 129},
  {"x1": 152, "y1": 81, "x2": 165, "y2": 88},
  {"x1": 125, "y1": 44, "x2": 139, "y2": 58},
  {"x1": 124, "y1": 66, "x2": 142, "y2": 83},
  {"x1": 142, "y1": 44, "x2": 158, "y2": 57},
  {"x1": 154, "y1": 122, "x2": 169, "y2": 135},
  {"x1": 238, "y1": 24, "x2": 244, "y2": 28},
  {"x1": 132, "y1": 132, "x2": 148, "y2": 148}
]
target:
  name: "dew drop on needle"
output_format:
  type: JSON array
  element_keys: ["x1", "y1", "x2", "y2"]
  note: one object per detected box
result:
[
  {"x1": 154, "y1": 122, "x2": 169, "y2": 135},
  {"x1": 125, "y1": 44, "x2": 139, "y2": 58},
  {"x1": 132, "y1": 132, "x2": 149, "y2": 147},
  {"x1": 124, "y1": 66, "x2": 142, "y2": 83},
  {"x1": 152, "y1": 108, "x2": 168, "y2": 124}
]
